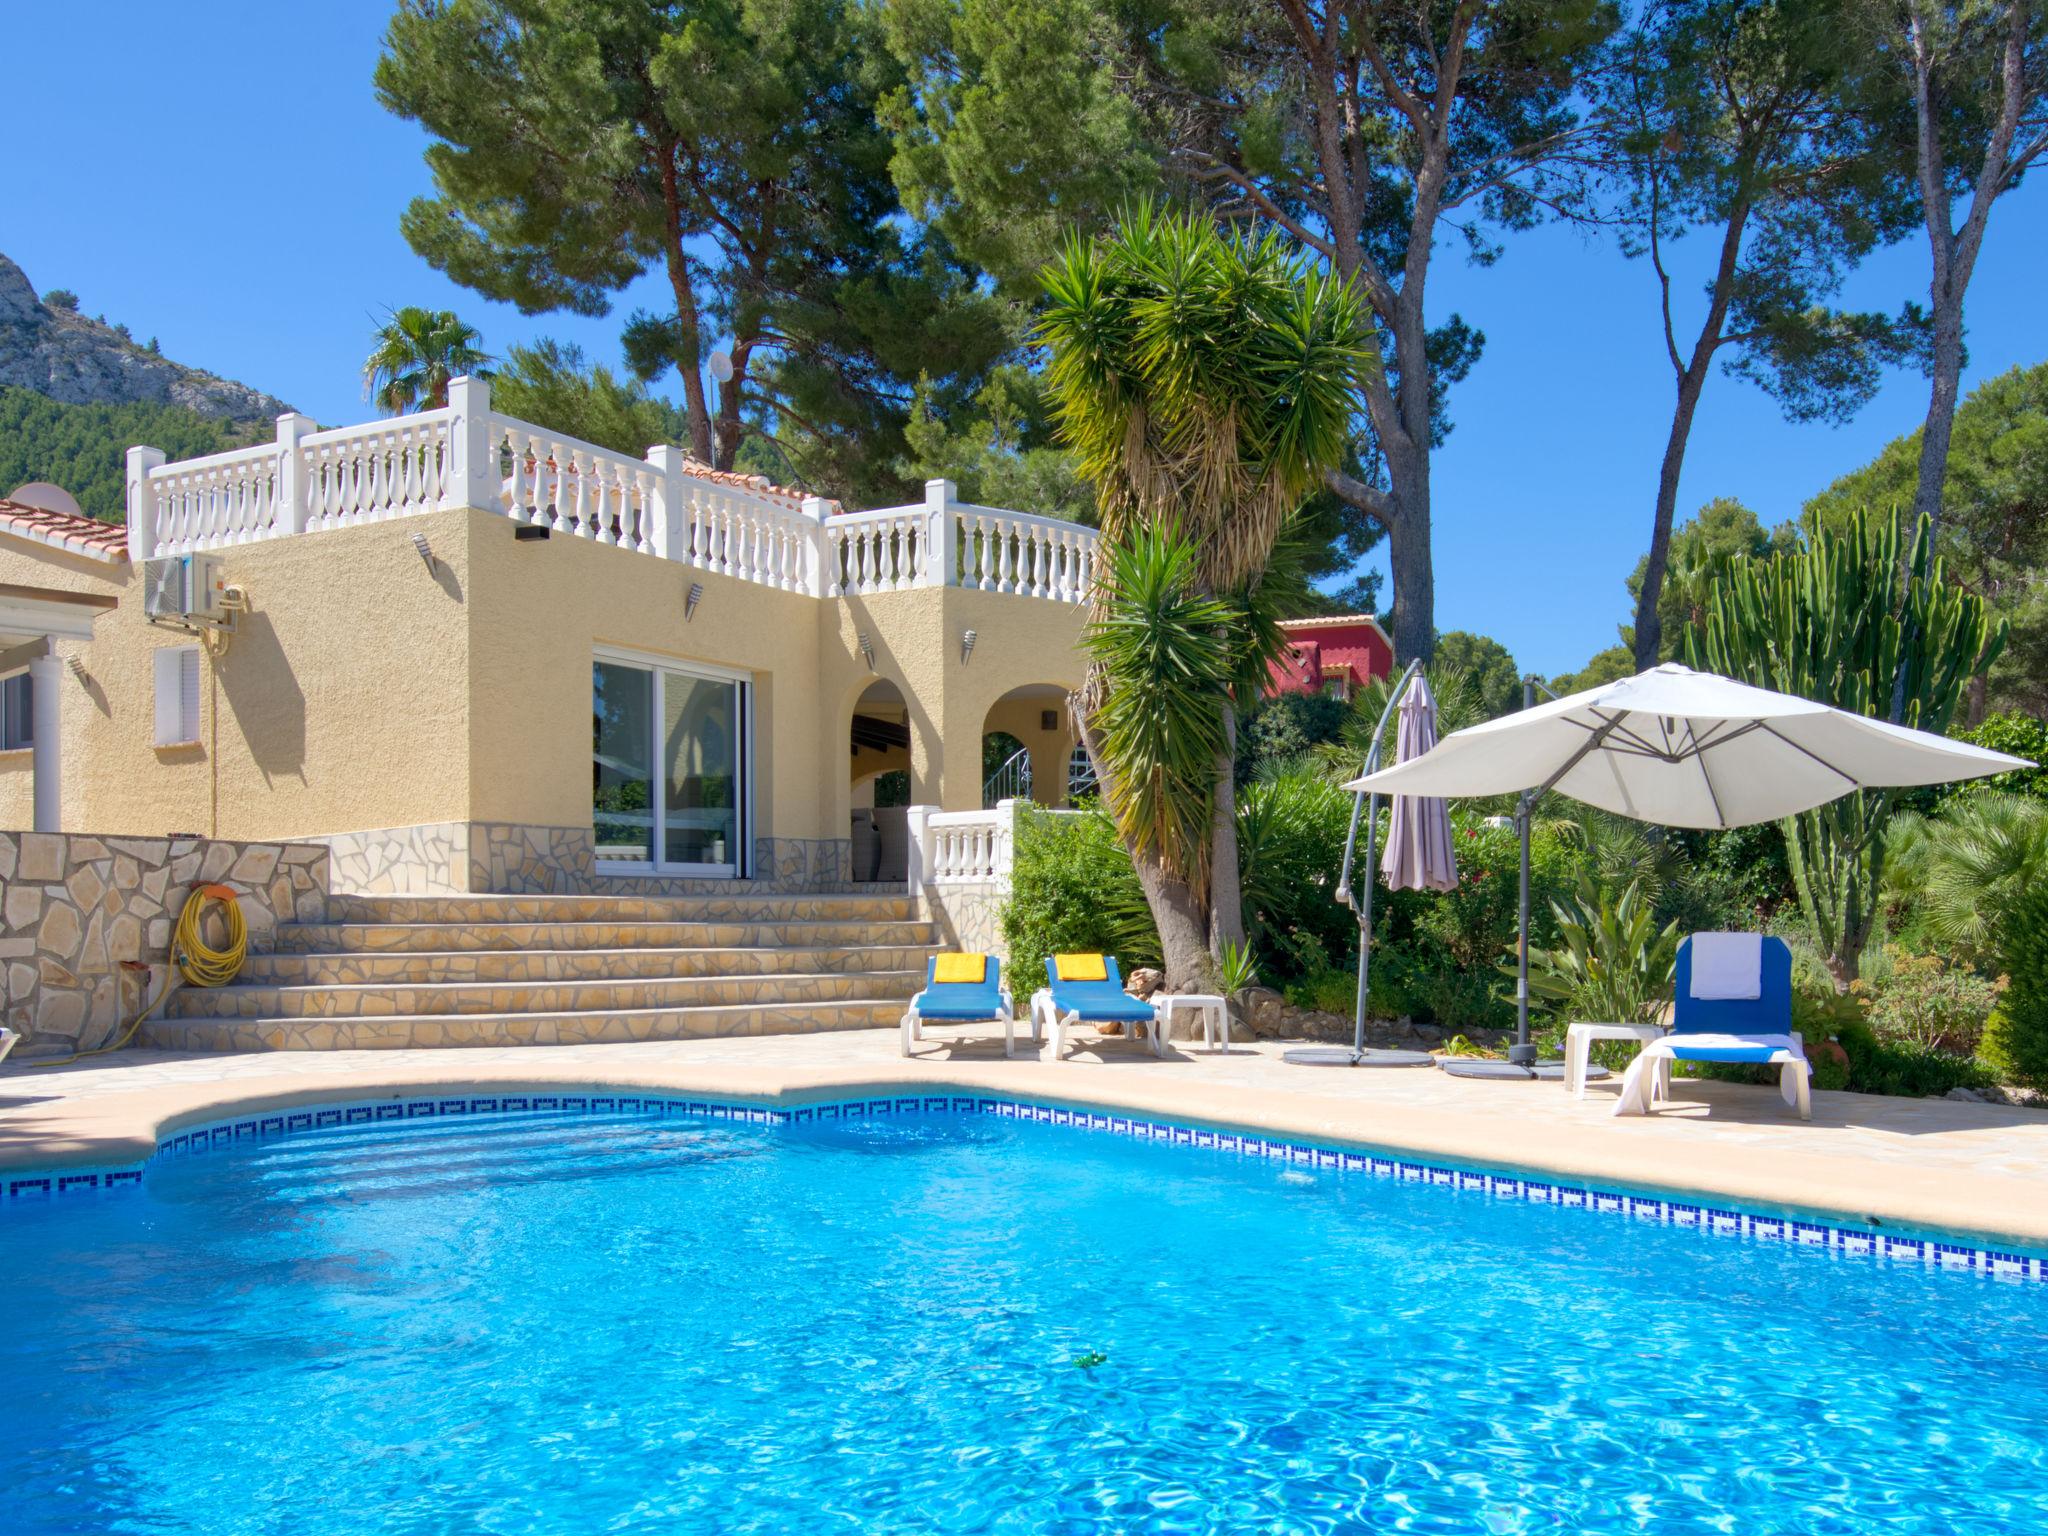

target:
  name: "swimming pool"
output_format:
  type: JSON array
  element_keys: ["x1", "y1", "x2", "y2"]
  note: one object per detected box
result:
[{"x1": 4, "y1": 1101, "x2": 2044, "y2": 1534}]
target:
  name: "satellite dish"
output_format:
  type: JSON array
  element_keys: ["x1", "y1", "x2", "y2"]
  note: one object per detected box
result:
[
  {"x1": 7, "y1": 482, "x2": 85, "y2": 518},
  {"x1": 708, "y1": 349, "x2": 734, "y2": 384}
]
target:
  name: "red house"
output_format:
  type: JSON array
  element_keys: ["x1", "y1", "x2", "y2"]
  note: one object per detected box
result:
[{"x1": 1265, "y1": 615, "x2": 1395, "y2": 700}]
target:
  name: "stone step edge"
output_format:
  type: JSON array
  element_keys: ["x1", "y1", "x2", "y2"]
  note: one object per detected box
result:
[
  {"x1": 178, "y1": 969, "x2": 931, "y2": 1000},
  {"x1": 145, "y1": 997, "x2": 916, "y2": 1032}
]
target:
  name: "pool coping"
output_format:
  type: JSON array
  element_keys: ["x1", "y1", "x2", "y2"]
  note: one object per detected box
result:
[{"x1": 3, "y1": 1061, "x2": 2045, "y2": 1279}]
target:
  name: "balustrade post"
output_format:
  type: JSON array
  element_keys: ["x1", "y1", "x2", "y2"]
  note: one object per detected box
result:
[
  {"x1": 905, "y1": 804, "x2": 937, "y2": 895},
  {"x1": 802, "y1": 495, "x2": 836, "y2": 597},
  {"x1": 273, "y1": 412, "x2": 315, "y2": 536},
  {"x1": 994, "y1": 798, "x2": 1020, "y2": 888},
  {"x1": 645, "y1": 444, "x2": 685, "y2": 560},
  {"x1": 444, "y1": 375, "x2": 500, "y2": 513},
  {"x1": 124, "y1": 445, "x2": 165, "y2": 562},
  {"x1": 920, "y1": 479, "x2": 957, "y2": 588}
]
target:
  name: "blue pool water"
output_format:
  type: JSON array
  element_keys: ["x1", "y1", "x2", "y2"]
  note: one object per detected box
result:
[{"x1": 3, "y1": 1108, "x2": 2045, "y2": 1534}]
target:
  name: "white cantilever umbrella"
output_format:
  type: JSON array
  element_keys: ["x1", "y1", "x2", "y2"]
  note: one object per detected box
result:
[
  {"x1": 1347, "y1": 663, "x2": 2027, "y2": 829},
  {"x1": 1345, "y1": 662, "x2": 2032, "y2": 1068}
]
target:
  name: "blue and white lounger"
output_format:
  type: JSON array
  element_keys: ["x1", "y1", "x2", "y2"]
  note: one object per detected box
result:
[
  {"x1": 901, "y1": 953, "x2": 1023, "y2": 1058},
  {"x1": 1031, "y1": 954, "x2": 1168, "y2": 1062},
  {"x1": 1614, "y1": 934, "x2": 1811, "y2": 1119}
]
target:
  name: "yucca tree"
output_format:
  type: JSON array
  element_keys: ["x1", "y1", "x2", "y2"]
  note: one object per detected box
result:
[
  {"x1": 1038, "y1": 207, "x2": 1372, "y2": 986},
  {"x1": 1685, "y1": 508, "x2": 2005, "y2": 986},
  {"x1": 362, "y1": 307, "x2": 494, "y2": 414}
]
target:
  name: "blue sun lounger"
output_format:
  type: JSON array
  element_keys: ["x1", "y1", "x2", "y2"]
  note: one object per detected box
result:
[
  {"x1": 1031, "y1": 954, "x2": 1167, "y2": 1061},
  {"x1": 1615, "y1": 935, "x2": 1810, "y2": 1119},
  {"x1": 901, "y1": 953, "x2": 1023, "y2": 1058}
]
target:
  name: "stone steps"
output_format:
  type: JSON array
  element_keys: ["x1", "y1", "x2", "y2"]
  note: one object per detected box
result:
[
  {"x1": 140, "y1": 998, "x2": 912, "y2": 1053},
  {"x1": 270, "y1": 918, "x2": 937, "y2": 954},
  {"x1": 235, "y1": 942, "x2": 936, "y2": 986},
  {"x1": 163, "y1": 969, "x2": 927, "y2": 1019},
  {"x1": 325, "y1": 892, "x2": 921, "y2": 924},
  {"x1": 155, "y1": 890, "x2": 938, "y2": 1052}
]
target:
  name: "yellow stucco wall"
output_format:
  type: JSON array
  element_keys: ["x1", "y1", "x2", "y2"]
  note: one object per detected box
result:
[{"x1": 0, "y1": 504, "x2": 1090, "y2": 845}]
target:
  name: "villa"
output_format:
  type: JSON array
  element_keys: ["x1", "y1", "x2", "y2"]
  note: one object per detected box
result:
[{"x1": 0, "y1": 380, "x2": 1098, "y2": 1052}]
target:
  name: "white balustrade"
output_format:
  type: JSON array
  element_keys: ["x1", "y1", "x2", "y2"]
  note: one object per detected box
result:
[
  {"x1": 146, "y1": 442, "x2": 284, "y2": 554},
  {"x1": 670, "y1": 478, "x2": 812, "y2": 589},
  {"x1": 918, "y1": 806, "x2": 1013, "y2": 885},
  {"x1": 124, "y1": 379, "x2": 1101, "y2": 609},
  {"x1": 955, "y1": 504, "x2": 1095, "y2": 601},
  {"x1": 301, "y1": 410, "x2": 455, "y2": 532},
  {"x1": 492, "y1": 418, "x2": 664, "y2": 554},
  {"x1": 826, "y1": 507, "x2": 926, "y2": 596}
]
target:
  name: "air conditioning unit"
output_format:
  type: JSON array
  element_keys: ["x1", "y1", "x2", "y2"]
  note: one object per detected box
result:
[{"x1": 143, "y1": 553, "x2": 228, "y2": 625}]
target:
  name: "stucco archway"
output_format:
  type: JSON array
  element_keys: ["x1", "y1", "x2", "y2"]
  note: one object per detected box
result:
[{"x1": 979, "y1": 683, "x2": 1078, "y2": 809}]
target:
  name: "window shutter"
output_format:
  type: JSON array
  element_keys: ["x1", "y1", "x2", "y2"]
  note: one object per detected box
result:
[{"x1": 155, "y1": 647, "x2": 200, "y2": 745}]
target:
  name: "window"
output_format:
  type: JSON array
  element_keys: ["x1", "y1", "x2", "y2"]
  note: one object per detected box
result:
[
  {"x1": 0, "y1": 672, "x2": 29, "y2": 751},
  {"x1": 154, "y1": 646, "x2": 201, "y2": 746},
  {"x1": 592, "y1": 652, "x2": 750, "y2": 875}
]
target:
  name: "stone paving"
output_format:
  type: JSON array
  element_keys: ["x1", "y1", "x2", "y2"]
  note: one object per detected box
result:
[{"x1": 4, "y1": 1029, "x2": 2045, "y2": 1249}]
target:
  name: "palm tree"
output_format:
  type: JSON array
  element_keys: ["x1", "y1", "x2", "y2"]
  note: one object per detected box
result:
[
  {"x1": 1037, "y1": 206, "x2": 1372, "y2": 985},
  {"x1": 1884, "y1": 792, "x2": 2048, "y2": 968},
  {"x1": 362, "y1": 307, "x2": 494, "y2": 414}
]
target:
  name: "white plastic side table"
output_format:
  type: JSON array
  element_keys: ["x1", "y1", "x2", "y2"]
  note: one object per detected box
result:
[
  {"x1": 1565, "y1": 1021, "x2": 1667, "y2": 1098},
  {"x1": 1155, "y1": 993, "x2": 1230, "y2": 1053}
]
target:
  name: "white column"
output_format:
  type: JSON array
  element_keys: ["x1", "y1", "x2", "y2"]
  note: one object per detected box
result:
[
  {"x1": 803, "y1": 495, "x2": 836, "y2": 597},
  {"x1": 29, "y1": 649, "x2": 64, "y2": 833},
  {"x1": 125, "y1": 445, "x2": 165, "y2": 562},
  {"x1": 905, "y1": 804, "x2": 936, "y2": 895},
  {"x1": 443, "y1": 375, "x2": 500, "y2": 512},
  {"x1": 273, "y1": 412, "x2": 315, "y2": 535},
  {"x1": 645, "y1": 444, "x2": 685, "y2": 560},
  {"x1": 920, "y1": 478, "x2": 957, "y2": 588},
  {"x1": 994, "y1": 797, "x2": 1019, "y2": 887}
]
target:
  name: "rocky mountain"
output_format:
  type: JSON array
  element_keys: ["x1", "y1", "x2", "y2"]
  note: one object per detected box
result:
[{"x1": 0, "y1": 252, "x2": 291, "y2": 424}]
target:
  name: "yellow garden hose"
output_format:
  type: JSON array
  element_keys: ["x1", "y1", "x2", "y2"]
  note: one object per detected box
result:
[{"x1": 26, "y1": 884, "x2": 246, "y2": 1066}]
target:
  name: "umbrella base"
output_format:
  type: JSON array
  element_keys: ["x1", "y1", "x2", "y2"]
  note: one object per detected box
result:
[
  {"x1": 1282, "y1": 1047, "x2": 1439, "y2": 1068},
  {"x1": 1437, "y1": 1059, "x2": 1608, "y2": 1082}
]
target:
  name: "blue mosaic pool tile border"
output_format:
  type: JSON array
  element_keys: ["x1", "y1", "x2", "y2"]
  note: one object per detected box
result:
[{"x1": 4, "y1": 1088, "x2": 2042, "y2": 1283}]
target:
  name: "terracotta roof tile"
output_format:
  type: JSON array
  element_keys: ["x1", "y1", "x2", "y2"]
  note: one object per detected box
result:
[
  {"x1": 677, "y1": 457, "x2": 837, "y2": 513},
  {"x1": 0, "y1": 499, "x2": 129, "y2": 563}
]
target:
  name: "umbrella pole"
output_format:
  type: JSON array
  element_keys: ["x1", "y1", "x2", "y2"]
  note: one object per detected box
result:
[{"x1": 1510, "y1": 675, "x2": 1538, "y2": 1066}]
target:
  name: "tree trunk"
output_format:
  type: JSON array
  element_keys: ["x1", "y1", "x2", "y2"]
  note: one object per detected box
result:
[
  {"x1": 1208, "y1": 701, "x2": 1245, "y2": 958},
  {"x1": 1077, "y1": 710, "x2": 1212, "y2": 991},
  {"x1": 655, "y1": 147, "x2": 715, "y2": 462},
  {"x1": 1634, "y1": 371, "x2": 1710, "y2": 671},
  {"x1": 1910, "y1": 294, "x2": 1965, "y2": 544},
  {"x1": 1381, "y1": 447, "x2": 1436, "y2": 666}
]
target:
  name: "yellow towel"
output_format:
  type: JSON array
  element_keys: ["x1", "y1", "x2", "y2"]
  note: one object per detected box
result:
[
  {"x1": 1053, "y1": 953, "x2": 1108, "y2": 982},
  {"x1": 934, "y1": 953, "x2": 989, "y2": 985}
]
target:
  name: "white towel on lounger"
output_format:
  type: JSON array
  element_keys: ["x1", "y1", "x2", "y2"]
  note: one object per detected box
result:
[{"x1": 1689, "y1": 932, "x2": 1762, "y2": 1000}]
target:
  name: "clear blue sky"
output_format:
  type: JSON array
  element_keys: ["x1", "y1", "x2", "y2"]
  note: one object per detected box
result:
[{"x1": 5, "y1": 3, "x2": 2043, "y2": 677}]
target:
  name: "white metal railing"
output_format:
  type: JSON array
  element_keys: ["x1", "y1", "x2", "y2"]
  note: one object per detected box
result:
[
  {"x1": 123, "y1": 377, "x2": 1099, "y2": 606},
  {"x1": 984, "y1": 746, "x2": 1032, "y2": 807}
]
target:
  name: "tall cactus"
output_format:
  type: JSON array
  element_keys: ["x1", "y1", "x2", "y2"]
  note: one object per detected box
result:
[{"x1": 1684, "y1": 510, "x2": 2004, "y2": 988}]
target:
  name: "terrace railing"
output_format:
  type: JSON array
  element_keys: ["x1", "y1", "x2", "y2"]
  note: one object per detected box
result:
[{"x1": 125, "y1": 376, "x2": 1098, "y2": 606}]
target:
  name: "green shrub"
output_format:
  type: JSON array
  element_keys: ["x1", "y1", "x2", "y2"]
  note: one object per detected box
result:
[
  {"x1": 1850, "y1": 946, "x2": 2005, "y2": 1056},
  {"x1": 1523, "y1": 881, "x2": 1682, "y2": 1027},
  {"x1": 1284, "y1": 968, "x2": 1358, "y2": 1016},
  {"x1": 1236, "y1": 764, "x2": 1357, "y2": 979},
  {"x1": 999, "y1": 806, "x2": 1158, "y2": 994},
  {"x1": 1983, "y1": 881, "x2": 2048, "y2": 1090},
  {"x1": 1936, "y1": 713, "x2": 2048, "y2": 807}
]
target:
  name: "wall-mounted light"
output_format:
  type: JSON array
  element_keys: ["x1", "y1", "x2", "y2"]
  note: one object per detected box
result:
[
  {"x1": 410, "y1": 529, "x2": 437, "y2": 575},
  {"x1": 859, "y1": 631, "x2": 875, "y2": 669},
  {"x1": 960, "y1": 628, "x2": 977, "y2": 664},
  {"x1": 1041, "y1": 709, "x2": 1058, "y2": 732},
  {"x1": 685, "y1": 582, "x2": 704, "y2": 621}
]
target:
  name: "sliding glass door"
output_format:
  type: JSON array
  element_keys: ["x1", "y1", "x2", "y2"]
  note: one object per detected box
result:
[{"x1": 593, "y1": 653, "x2": 750, "y2": 877}]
